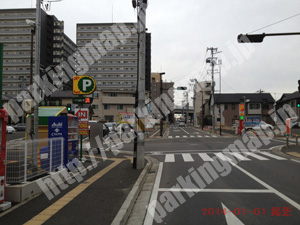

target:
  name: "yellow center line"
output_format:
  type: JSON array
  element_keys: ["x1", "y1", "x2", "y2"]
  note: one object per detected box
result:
[{"x1": 24, "y1": 158, "x2": 126, "y2": 225}]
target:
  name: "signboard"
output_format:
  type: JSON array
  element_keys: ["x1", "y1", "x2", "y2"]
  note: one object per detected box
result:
[
  {"x1": 73, "y1": 75, "x2": 96, "y2": 95},
  {"x1": 72, "y1": 97, "x2": 93, "y2": 104},
  {"x1": 75, "y1": 108, "x2": 89, "y2": 135},
  {"x1": 118, "y1": 113, "x2": 135, "y2": 125},
  {"x1": 239, "y1": 104, "x2": 245, "y2": 116},
  {"x1": 245, "y1": 116, "x2": 261, "y2": 128}
]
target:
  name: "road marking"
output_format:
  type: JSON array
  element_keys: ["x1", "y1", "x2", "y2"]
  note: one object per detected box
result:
[
  {"x1": 183, "y1": 135, "x2": 187, "y2": 138},
  {"x1": 24, "y1": 159, "x2": 125, "y2": 225},
  {"x1": 212, "y1": 135, "x2": 217, "y2": 137},
  {"x1": 230, "y1": 162, "x2": 300, "y2": 211},
  {"x1": 244, "y1": 152, "x2": 269, "y2": 160},
  {"x1": 228, "y1": 152, "x2": 251, "y2": 161},
  {"x1": 182, "y1": 153, "x2": 194, "y2": 162},
  {"x1": 158, "y1": 188, "x2": 272, "y2": 193},
  {"x1": 180, "y1": 127, "x2": 190, "y2": 135},
  {"x1": 198, "y1": 153, "x2": 213, "y2": 161},
  {"x1": 291, "y1": 159, "x2": 300, "y2": 164},
  {"x1": 197, "y1": 135, "x2": 202, "y2": 137},
  {"x1": 205, "y1": 135, "x2": 210, "y2": 137},
  {"x1": 175, "y1": 136, "x2": 180, "y2": 138},
  {"x1": 214, "y1": 153, "x2": 232, "y2": 161},
  {"x1": 222, "y1": 203, "x2": 245, "y2": 225},
  {"x1": 168, "y1": 136, "x2": 172, "y2": 138},
  {"x1": 260, "y1": 152, "x2": 287, "y2": 160},
  {"x1": 190, "y1": 135, "x2": 195, "y2": 138},
  {"x1": 165, "y1": 154, "x2": 175, "y2": 162},
  {"x1": 144, "y1": 162, "x2": 163, "y2": 225}
]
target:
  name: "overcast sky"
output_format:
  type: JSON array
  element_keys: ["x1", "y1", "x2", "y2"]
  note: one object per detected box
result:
[{"x1": 1, "y1": 0, "x2": 300, "y2": 105}]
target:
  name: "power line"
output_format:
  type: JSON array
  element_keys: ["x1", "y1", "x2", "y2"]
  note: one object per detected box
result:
[{"x1": 249, "y1": 12, "x2": 300, "y2": 34}]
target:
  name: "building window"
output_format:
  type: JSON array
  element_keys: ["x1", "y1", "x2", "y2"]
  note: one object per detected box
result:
[
  {"x1": 104, "y1": 104, "x2": 110, "y2": 110},
  {"x1": 49, "y1": 99, "x2": 61, "y2": 106},
  {"x1": 232, "y1": 104, "x2": 236, "y2": 110},
  {"x1": 262, "y1": 103, "x2": 269, "y2": 110},
  {"x1": 93, "y1": 92, "x2": 99, "y2": 98},
  {"x1": 224, "y1": 104, "x2": 228, "y2": 110},
  {"x1": 117, "y1": 105, "x2": 123, "y2": 110},
  {"x1": 291, "y1": 100, "x2": 295, "y2": 107},
  {"x1": 108, "y1": 93, "x2": 118, "y2": 97},
  {"x1": 92, "y1": 104, "x2": 99, "y2": 109},
  {"x1": 249, "y1": 103, "x2": 260, "y2": 110}
]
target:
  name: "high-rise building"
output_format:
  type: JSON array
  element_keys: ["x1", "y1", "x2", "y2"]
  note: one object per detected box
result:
[
  {"x1": 0, "y1": 8, "x2": 76, "y2": 96},
  {"x1": 76, "y1": 23, "x2": 138, "y2": 122}
]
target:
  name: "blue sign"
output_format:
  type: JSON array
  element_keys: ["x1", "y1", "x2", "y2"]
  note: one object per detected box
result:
[{"x1": 245, "y1": 116, "x2": 261, "y2": 127}]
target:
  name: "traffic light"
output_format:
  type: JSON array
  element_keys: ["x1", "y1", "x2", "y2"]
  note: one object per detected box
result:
[
  {"x1": 84, "y1": 97, "x2": 93, "y2": 104},
  {"x1": 66, "y1": 103, "x2": 71, "y2": 112},
  {"x1": 240, "y1": 116, "x2": 244, "y2": 120},
  {"x1": 297, "y1": 100, "x2": 300, "y2": 108},
  {"x1": 237, "y1": 34, "x2": 266, "y2": 43},
  {"x1": 298, "y1": 80, "x2": 300, "y2": 93}
]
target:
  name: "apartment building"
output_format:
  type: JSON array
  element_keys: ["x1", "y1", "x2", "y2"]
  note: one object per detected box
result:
[
  {"x1": 0, "y1": 8, "x2": 76, "y2": 96},
  {"x1": 76, "y1": 23, "x2": 138, "y2": 122}
]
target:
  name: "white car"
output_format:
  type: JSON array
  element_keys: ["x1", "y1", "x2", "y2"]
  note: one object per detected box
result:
[
  {"x1": 7, "y1": 126, "x2": 16, "y2": 134},
  {"x1": 248, "y1": 121, "x2": 274, "y2": 132}
]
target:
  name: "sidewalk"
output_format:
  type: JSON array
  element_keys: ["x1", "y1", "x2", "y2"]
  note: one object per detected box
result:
[
  {"x1": 281, "y1": 145, "x2": 300, "y2": 159},
  {"x1": 0, "y1": 150, "x2": 149, "y2": 225}
]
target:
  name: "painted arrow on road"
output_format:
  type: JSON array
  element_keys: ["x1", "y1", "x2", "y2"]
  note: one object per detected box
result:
[{"x1": 221, "y1": 203, "x2": 245, "y2": 225}]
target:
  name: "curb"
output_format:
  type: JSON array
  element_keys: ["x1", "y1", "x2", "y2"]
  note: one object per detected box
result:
[
  {"x1": 271, "y1": 145, "x2": 300, "y2": 162},
  {"x1": 111, "y1": 156, "x2": 153, "y2": 225}
]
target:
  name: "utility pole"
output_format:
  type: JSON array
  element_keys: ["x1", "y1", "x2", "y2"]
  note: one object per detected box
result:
[
  {"x1": 133, "y1": 0, "x2": 147, "y2": 169},
  {"x1": 33, "y1": 0, "x2": 42, "y2": 168},
  {"x1": 159, "y1": 72, "x2": 165, "y2": 136},
  {"x1": 207, "y1": 47, "x2": 218, "y2": 134}
]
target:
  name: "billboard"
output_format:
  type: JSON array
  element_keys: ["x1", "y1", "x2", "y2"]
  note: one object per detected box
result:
[{"x1": 118, "y1": 113, "x2": 135, "y2": 124}]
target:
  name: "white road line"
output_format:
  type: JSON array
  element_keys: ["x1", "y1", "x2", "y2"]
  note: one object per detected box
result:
[
  {"x1": 244, "y1": 152, "x2": 269, "y2": 160},
  {"x1": 165, "y1": 154, "x2": 175, "y2": 162},
  {"x1": 214, "y1": 153, "x2": 232, "y2": 161},
  {"x1": 175, "y1": 136, "x2": 180, "y2": 138},
  {"x1": 205, "y1": 135, "x2": 210, "y2": 137},
  {"x1": 228, "y1": 152, "x2": 251, "y2": 161},
  {"x1": 180, "y1": 127, "x2": 190, "y2": 135},
  {"x1": 230, "y1": 162, "x2": 300, "y2": 211},
  {"x1": 260, "y1": 152, "x2": 287, "y2": 160},
  {"x1": 182, "y1": 153, "x2": 194, "y2": 162},
  {"x1": 158, "y1": 188, "x2": 272, "y2": 193},
  {"x1": 212, "y1": 135, "x2": 217, "y2": 137},
  {"x1": 198, "y1": 153, "x2": 213, "y2": 161},
  {"x1": 168, "y1": 136, "x2": 172, "y2": 138},
  {"x1": 190, "y1": 135, "x2": 195, "y2": 138},
  {"x1": 183, "y1": 135, "x2": 187, "y2": 138},
  {"x1": 291, "y1": 159, "x2": 300, "y2": 164},
  {"x1": 143, "y1": 162, "x2": 163, "y2": 225},
  {"x1": 197, "y1": 135, "x2": 202, "y2": 137}
]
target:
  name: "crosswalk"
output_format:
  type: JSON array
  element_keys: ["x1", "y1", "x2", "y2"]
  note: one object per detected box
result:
[
  {"x1": 168, "y1": 135, "x2": 217, "y2": 138},
  {"x1": 159, "y1": 152, "x2": 287, "y2": 163}
]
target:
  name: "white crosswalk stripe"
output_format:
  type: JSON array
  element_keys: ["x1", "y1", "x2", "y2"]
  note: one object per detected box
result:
[
  {"x1": 259, "y1": 152, "x2": 287, "y2": 160},
  {"x1": 175, "y1": 136, "x2": 180, "y2": 138},
  {"x1": 162, "y1": 152, "x2": 288, "y2": 163},
  {"x1": 165, "y1": 154, "x2": 175, "y2": 162},
  {"x1": 183, "y1": 135, "x2": 187, "y2": 138},
  {"x1": 197, "y1": 135, "x2": 202, "y2": 137},
  {"x1": 198, "y1": 153, "x2": 213, "y2": 161},
  {"x1": 228, "y1": 152, "x2": 251, "y2": 161},
  {"x1": 190, "y1": 135, "x2": 195, "y2": 138},
  {"x1": 168, "y1": 136, "x2": 173, "y2": 138},
  {"x1": 182, "y1": 154, "x2": 194, "y2": 162}
]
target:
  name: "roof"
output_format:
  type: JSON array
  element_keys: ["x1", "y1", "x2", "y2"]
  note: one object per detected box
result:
[
  {"x1": 214, "y1": 93, "x2": 275, "y2": 104},
  {"x1": 277, "y1": 91, "x2": 300, "y2": 103}
]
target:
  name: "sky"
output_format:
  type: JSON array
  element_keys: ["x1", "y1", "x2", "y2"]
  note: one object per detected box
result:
[{"x1": 1, "y1": 0, "x2": 300, "y2": 106}]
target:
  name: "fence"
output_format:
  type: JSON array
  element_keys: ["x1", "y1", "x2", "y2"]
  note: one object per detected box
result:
[{"x1": 6, "y1": 137, "x2": 64, "y2": 184}]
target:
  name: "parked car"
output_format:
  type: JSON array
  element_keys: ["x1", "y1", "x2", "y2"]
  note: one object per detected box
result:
[
  {"x1": 6, "y1": 126, "x2": 16, "y2": 134},
  {"x1": 105, "y1": 123, "x2": 114, "y2": 133},
  {"x1": 116, "y1": 124, "x2": 135, "y2": 134},
  {"x1": 178, "y1": 121, "x2": 185, "y2": 127},
  {"x1": 247, "y1": 121, "x2": 274, "y2": 132},
  {"x1": 13, "y1": 123, "x2": 26, "y2": 131}
]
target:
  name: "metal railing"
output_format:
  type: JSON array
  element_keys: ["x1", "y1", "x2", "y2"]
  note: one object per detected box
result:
[{"x1": 6, "y1": 137, "x2": 64, "y2": 184}]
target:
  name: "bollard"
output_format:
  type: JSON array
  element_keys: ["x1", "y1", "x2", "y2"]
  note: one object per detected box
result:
[
  {"x1": 296, "y1": 136, "x2": 299, "y2": 146},
  {"x1": 286, "y1": 136, "x2": 289, "y2": 147}
]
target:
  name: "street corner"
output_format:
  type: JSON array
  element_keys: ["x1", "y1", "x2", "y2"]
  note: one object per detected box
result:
[{"x1": 281, "y1": 145, "x2": 300, "y2": 160}]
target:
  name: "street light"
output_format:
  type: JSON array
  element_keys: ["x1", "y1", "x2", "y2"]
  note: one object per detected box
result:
[
  {"x1": 237, "y1": 32, "x2": 300, "y2": 43},
  {"x1": 243, "y1": 96, "x2": 250, "y2": 132}
]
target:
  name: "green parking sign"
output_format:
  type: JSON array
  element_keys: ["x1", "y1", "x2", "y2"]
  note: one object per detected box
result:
[{"x1": 73, "y1": 76, "x2": 96, "y2": 95}]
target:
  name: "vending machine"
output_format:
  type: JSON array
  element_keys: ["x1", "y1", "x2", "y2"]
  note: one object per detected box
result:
[{"x1": 0, "y1": 109, "x2": 8, "y2": 204}]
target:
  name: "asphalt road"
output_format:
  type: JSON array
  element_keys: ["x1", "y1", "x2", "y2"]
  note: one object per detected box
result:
[
  {"x1": 142, "y1": 126, "x2": 300, "y2": 225},
  {"x1": 6, "y1": 131, "x2": 25, "y2": 141}
]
